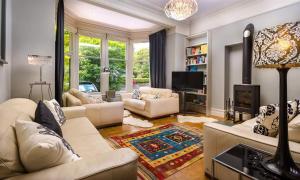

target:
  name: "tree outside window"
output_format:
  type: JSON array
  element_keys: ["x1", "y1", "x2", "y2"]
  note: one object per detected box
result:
[
  {"x1": 109, "y1": 40, "x2": 126, "y2": 91},
  {"x1": 133, "y1": 42, "x2": 150, "y2": 89},
  {"x1": 64, "y1": 30, "x2": 71, "y2": 92},
  {"x1": 79, "y1": 35, "x2": 101, "y2": 92}
]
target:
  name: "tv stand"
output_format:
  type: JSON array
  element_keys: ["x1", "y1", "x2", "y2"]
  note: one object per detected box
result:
[{"x1": 177, "y1": 90, "x2": 207, "y2": 115}]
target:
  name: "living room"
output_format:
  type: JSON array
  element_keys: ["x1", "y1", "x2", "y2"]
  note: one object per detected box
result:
[{"x1": 1, "y1": 0, "x2": 300, "y2": 179}]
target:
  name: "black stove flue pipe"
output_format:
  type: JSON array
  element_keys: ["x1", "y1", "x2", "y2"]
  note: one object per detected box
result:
[{"x1": 242, "y1": 23, "x2": 254, "y2": 84}]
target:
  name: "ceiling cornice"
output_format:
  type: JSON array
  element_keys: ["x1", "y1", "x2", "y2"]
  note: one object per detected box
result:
[
  {"x1": 82, "y1": 0, "x2": 190, "y2": 35},
  {"x1": 190, "y1": 0, "x2": 300, "y2": 36}
]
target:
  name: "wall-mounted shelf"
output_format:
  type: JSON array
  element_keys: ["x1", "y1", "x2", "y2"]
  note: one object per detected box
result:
[
  {"x1": 0, "y1": 59, "x2": 8, "y2": 64},
  {"x1": 187, "y1": 63, "x2": 207, "y2": 66}
]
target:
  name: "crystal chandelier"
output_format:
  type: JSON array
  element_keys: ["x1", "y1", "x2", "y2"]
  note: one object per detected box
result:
[{"x1": 164, "y1": 0, "x2": 198, "y2": 21}]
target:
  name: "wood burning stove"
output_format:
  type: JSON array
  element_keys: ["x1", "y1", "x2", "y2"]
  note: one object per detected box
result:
[
  {"x1": 234, "y1": 85, "x2": 260, "y2": 118},
  {"x1": 232, "y1": 24, "x2": 260, "y2": 121}
]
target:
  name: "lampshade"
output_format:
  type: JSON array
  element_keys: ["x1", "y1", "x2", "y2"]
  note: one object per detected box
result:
[
  {"x1": 28, "y1": 55, "x2": 52, "y2": 65},
  {"x1": 253, "y1": 21, "x2": 300, "y2": 68}
]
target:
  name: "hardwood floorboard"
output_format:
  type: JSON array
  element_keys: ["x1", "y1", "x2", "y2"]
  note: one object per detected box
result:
[{"x1": 99, "y1": 113, "x2": 222, "y2": 180}]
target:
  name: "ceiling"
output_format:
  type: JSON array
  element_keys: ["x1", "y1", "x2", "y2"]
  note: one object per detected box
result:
[
  {"x1": 65, "y1": 0, "x2": 160, "y2": 32},
  {"x1": 123, "y1": 0, "x2": 249, "y2": 19},
  {"x1": 65, "y1": 0, "x2": 250, "y2": 32}
]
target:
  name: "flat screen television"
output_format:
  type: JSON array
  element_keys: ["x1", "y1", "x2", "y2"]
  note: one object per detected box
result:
[{"x1": 172, "y1": 71, "x2": 204, "y2": 91}]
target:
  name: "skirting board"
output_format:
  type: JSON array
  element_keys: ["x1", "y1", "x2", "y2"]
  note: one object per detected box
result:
[{"x1": 210, "y1": 108, "x2": 225, "y2": 118}]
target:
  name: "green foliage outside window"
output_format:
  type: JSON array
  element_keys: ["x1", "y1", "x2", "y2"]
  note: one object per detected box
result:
[
  {"x1": 109, "y1": 40, "x2": 126, "y2": 91},
  {"x1": 64, "y1": 33, "x2": 150, "y2": 92},
  {"x1": 79, "y1": 35, "x2": 101, "y2": 91},
  {"x1": 64, "y1": 30, "x2": 71, "y2": 92},
  {"x1": 133, "y1": 47, "x2": 150, "y2": 88}
]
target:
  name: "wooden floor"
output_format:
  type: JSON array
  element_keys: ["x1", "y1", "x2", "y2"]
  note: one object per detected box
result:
[{"x1": 99, "y1": 113, "x2": 222, "y2": 180}]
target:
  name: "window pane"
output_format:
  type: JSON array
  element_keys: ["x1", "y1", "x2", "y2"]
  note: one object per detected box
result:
[
  {"x1": 133, "y1": 42, "x2": 150, "y2": 89},
  {"x1": 108, "y1": 40, "x2": 126, "y2": 91},
  {"x1": 64, "y1": 30, "x2": 71, "y2": 92},
  {"x1": 79, "y1": 35, "x2": 101, "y2": 92}
]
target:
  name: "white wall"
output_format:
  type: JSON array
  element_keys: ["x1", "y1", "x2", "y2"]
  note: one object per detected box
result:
[
  {"x1": 11, "y1": 0, "x2": 55, "y2": 101},
  {"x1": 208, "y1": 3, "x2": 300, "y2": 114},
  {"x1": 0, "y1": 0, "x2": 12, "y2": 103},
  {"x1": 166, "y1": 29, "x2": 187, "y2": 89}
]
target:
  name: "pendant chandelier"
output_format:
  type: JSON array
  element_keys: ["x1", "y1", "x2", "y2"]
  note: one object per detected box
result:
[{"x1": 164, "y1": 0, "x2": 198, "y2": 21}]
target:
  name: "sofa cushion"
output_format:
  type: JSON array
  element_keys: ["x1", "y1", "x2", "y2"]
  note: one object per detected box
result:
[
  {"x1": 66, "y1": 134, "x2": 113, "y2": 158},
  {"x1": 34, "y1": 101, "x2": 63, "y2": 137},
  {"x1": 0, "y1": 109, "x2": 31, "y2": 179},
  {"x1": 0, "y1": 99, "x2": 35, "y2": 179},
  {"x1": 288, "y1": 128, "x2": 300, "y2": 143},
  {"x1": 124, "y1": 99, "x2": 146, "y2": 110},
  {"x1": 15, "y1": 120, "x2": 80, "y2": 172},
  {"x1": 289, "y1": 114, "x2": 300, "y2": 129},
  {"x1": 44, "y1": 99, "x2": 66, "y2": 126},
  {"x1": 253, "y1": 104, "x2": 279, "y2": 137},
  {"x1": 132, "y1": 89, "x2": 141, "y2": 100},
  {"x1": 140, "y1": 94, "x2": 159, "y2": 100},
  {"x1": 61, "y1": 117, "x2": 99, "y2": 138},
  {"x1": 69, "y1": 88, "x2": 100, "y2": 104},
  {"x1": 139, "y1": 87, "x2": 172, "y2": 98},
  {"x1": 253, "y1": 101, "x2": 298, "y2": 137},
  {"x1": 1, "y1": 98, "x2": 37, "y2": 119}
]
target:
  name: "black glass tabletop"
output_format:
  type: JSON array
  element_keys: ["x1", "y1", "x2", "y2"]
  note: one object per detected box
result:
[{"x1": 213, "y1": 144, "x2": 281, "y2": 180}]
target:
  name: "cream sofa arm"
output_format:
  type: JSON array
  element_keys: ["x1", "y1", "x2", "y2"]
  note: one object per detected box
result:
[
  {"x1": 144, "y1": 97, "x2": 179, "y2": 118},
  {"x1": 8, "y1": 148, "x2": 138, "y2": 180},
  {"x1": 120, "y1": 93, "x2": 133, "y2": 100},
  {"x1": 62, "y1": 106, "x2": 86, "y2": 120},
  {"x1": 203, "y1": 123, "x2": 300, "y2": 177},
  {"x1": 83, "y1": 102, "x2": 124, "y2": 127},
  {"x1": 63, "y1": 93, "x2": 82, "y2": 107}
]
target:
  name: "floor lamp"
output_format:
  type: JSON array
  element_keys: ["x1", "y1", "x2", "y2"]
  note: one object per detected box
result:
[
  {"x1": 28, "y1": 55, "x2": 52, "y2": 83},
  {"x1": 253, "y1": 22, "x2": 300, "y2": 179}
]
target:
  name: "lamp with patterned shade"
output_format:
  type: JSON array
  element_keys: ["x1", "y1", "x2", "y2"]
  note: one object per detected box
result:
[{"x1": 253, "y1": 22, "x2": 300, "y2": 179}]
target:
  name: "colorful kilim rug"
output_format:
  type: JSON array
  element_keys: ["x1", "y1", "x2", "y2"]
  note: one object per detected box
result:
[{"x1": 107, "y1": 123, "x2": 203, "y2": 180}]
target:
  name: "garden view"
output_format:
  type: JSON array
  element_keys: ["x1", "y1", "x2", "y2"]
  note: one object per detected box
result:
[{"x1": 64, "y1": 30, "x2": 150, "y2": 92}]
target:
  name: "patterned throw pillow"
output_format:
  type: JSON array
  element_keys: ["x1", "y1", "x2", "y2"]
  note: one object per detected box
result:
[
  {"x1": 132, "y1": 89, "x2": 141, "y2": 100},
  {"x1": 44, "y1": 99, "x2": 66, "y2": 126},
  {"x1": 15, "y1": 120, "x2": 80, "y2": 172},
  {"x1": 34, "y1": 101, "x2": 63, "y2": 137},
  {"x1": 287, "y1": 100, "x2": 299, "y2": 121},
  {"x1": 253, "y1": 100, "x2": 299, "y2": 137},
  {"x1": 253, "y1": 104, "x2": 279, "y2": 137}
]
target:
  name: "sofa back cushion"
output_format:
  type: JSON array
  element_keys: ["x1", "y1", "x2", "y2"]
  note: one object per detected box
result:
[
  {"x1": 139, "y1": 87, "x2": 172, "y2": 98},
  {"x1": 15, "y1": 120, "x2": 80, "y2": 172},
  {"x1": 69, "y1": 88, "x2": 102, "y2": 104},
  {"x1": 0, "y1": 98, "x2": 37, "y2": 179}
]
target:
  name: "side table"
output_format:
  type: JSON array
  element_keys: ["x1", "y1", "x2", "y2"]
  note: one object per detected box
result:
[
  {"x1": 212, "y1": 144, "x2": 295, "y2": 180},
  {"x1": 28, "y1": 82, "x2": 53, "y2": 100}
]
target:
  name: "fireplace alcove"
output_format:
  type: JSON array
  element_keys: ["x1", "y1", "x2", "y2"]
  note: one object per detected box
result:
[{"x1": 224, "y1": 42, "x2": 260, "y2": 120}]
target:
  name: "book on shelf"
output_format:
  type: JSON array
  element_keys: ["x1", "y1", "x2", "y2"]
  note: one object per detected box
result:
[{"x1": 187, "y1": 44, "x2": 208, "y2": 56}]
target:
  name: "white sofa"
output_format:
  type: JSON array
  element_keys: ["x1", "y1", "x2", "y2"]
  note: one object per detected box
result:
[
  {"x1": 63, "y1": 92, "x2": 124, "y2": 128},
  {"x1": 204, "y1": 118, "x2": 300, "y2": 180},
  {"x1": 0, "y1": 98, "x2": 138, "y2": 180},
  {"x1": 121, "y1": 87, "x2": 179, "y2": 118}
]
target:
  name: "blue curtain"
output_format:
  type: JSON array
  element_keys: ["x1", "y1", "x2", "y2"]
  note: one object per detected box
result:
[
  {"x1": 149, "y1": 29, "x2": 166, "y2": 88},
  {"x1": 55, "y1": 0, "x2": 64, "y2": 105}
]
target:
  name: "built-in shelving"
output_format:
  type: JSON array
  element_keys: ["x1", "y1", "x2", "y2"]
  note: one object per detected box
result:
[{"x1": 185, "y1": 32, "x2": 211, "y2": 115}]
